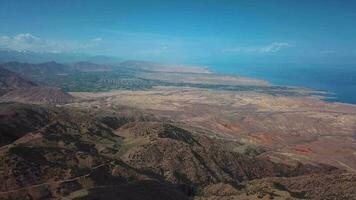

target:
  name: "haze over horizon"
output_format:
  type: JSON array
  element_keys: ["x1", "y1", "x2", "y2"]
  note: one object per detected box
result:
[{"x1": 1, "y1": 0, "x2": 356, "y2": 64}]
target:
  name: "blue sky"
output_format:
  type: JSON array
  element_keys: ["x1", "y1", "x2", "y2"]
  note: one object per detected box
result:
[{"x1": 0, "y1": 0, "x2": 356, "y2": 64}]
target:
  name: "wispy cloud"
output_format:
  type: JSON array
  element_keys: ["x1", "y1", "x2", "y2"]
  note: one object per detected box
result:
[
  {"x1": 0, "y1": 33, "x2": 103, "y2": 53},
  {"x1": 222, "y1": 42, "x2": 292, "y2": 54},
  {"x1": 259, "y1": 42, "x2": 291, "y2": 53}
]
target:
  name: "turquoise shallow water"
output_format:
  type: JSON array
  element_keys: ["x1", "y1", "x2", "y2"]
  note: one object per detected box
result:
[{"x1": 205, "y1": 63, "x2": 356, "y2": 104}]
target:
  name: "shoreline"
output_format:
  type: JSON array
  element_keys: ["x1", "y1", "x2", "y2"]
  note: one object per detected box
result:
[{"x1": 205, "y1": 64, "x2": 356, "y2": 105}]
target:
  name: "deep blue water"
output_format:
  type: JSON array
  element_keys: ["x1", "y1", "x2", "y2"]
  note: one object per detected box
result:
[{"x1": 206, "y1": 63, "x2": 356, "y2": 104}]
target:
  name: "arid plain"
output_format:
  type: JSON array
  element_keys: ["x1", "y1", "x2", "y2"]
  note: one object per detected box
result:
[
  {"x1": 69, "y1": 71, "x2": 356, "y2": 172},
  {"x1": 1, "y1": 61, "x2": 356, "y2": 199}
]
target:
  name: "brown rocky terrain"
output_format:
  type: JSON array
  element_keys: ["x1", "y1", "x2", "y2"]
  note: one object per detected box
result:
[
  {"x1": 0, "y1": 65, "x2": 74, "y2": 105},
  {"x1": 0, "y1": 103, "x2": 52, "y2": 146},
  {"x1": 0, "y1": 61, "x2": 355, "y2": 199},
  {"x1": 0, "y1": 61, "x2": 73, "y2": 77},
  {"x1": 69, "y1": 86, "x2": 356, "y2": 172},
  {"x1": 0, "y1": 103, "x2": 355, "y2": 200},
  {"x1": 0, "y1": 68, "x2": 36, "y2": 94},
  {"x1": 0, "y1": 86, "x2": 75, "y2": 105}
]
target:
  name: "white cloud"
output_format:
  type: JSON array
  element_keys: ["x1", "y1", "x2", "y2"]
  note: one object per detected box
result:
[
  {"x1": 0, "y1": 33, "x2": 103, "y2": 53},
  {"x1": 222, "y1": 42, "x2": 292, "y2": 54},
  {"x1": 259, "y1": 42, "x2": 291, "y2": 53}
]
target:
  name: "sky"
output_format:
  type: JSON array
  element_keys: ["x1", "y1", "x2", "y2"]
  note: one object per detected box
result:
[{"x1": 0, "y1": 0, "x2": 356, "y2": 64}]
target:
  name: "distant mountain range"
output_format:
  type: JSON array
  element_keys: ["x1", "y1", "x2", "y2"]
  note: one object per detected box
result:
[
  {"x1": 0, "y1": 49, "x2": 122, "y2": 64},
  {"x1": 0, "y1": 60, "x2": 211, "y2": 104},
  {"x1": 0, "y1": 49, "x2": 212, "y2": 73},
  {"x1": 0, "y1": 66, "x2": 74, "y2": 104}
]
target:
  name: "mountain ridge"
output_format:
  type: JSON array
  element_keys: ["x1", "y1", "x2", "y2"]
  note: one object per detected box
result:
[{"x1": 1, "y1": 103, "x2": 354, "y2": 200}]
